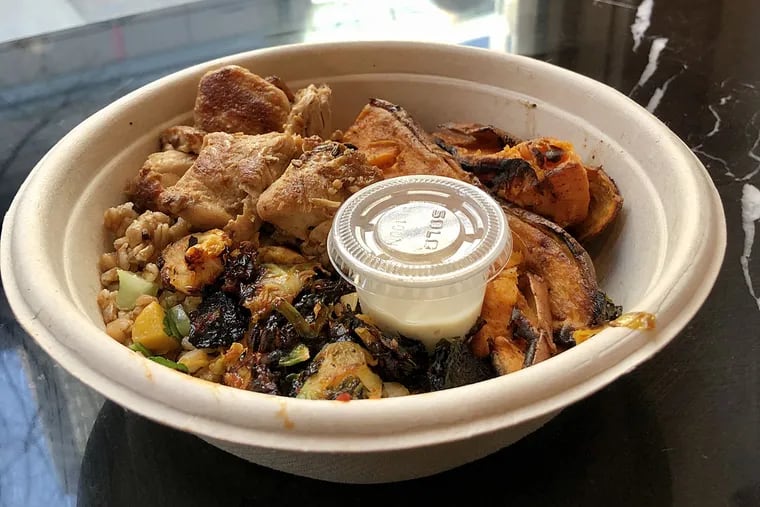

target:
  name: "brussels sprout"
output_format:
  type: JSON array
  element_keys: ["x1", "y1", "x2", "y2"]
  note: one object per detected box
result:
[{"x1": 296, "y1": 342, "x2": 382, "y2": 400}]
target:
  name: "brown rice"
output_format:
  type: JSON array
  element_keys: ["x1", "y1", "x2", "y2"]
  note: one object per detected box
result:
[{"x1": 98, "y1": 203, "x2": 190, "y2": 342}]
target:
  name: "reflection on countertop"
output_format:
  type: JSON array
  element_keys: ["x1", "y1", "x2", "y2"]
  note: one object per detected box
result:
[{"x1": 1, "y1": 1, "x2": 759, "y2": 506}]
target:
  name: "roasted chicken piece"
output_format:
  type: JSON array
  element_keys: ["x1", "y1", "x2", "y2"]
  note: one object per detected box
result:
[
  {"x1": 264, "y1": 75, "x2": 295, "y2": 102},
  {"x1": 160, "y1": 125, "x2": 207, "y2": 154},
  {"x1": 125, "y1": 150, "x2": 196, "y2": 211},
  {"x1": 159, "y1": 229, "x2": 231, "y2": 295},
  {"x1": 194, "y1": 65, "x2": 291, "y2": 135},
  {"x1": 257, "y1": 141, "x2": 383, "y2": 240},
  {"x1": 343, "y1": 99, "x2": 477, "y2": 184},
  {"x1": 222, "y1": 195, "x2": 259, "y2": 245},
  {"x1": 159, "y1": 132, "x2": 301, "y2": 230},
  {"x1": 284, "y1": 84, "x2": 332, "y2": 139}
]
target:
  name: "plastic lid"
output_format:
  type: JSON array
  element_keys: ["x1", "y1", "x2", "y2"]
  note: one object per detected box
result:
[{"x1": 327, "y1": 175, "x2": 512, "y2": 296}]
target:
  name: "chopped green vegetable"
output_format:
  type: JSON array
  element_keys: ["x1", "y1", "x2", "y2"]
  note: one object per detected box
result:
[
  {"x1": 278, "y1": 343, "x2": 310, "y2": 367},
  {"x1": 130, "y1": 342, "x2": 189, "y2": 373},
  {"x1": 129, "y1": 342, "x2": 152, "y2": 357},
  {"x1": 169, "y1": 304, "x2": 191, "y2": 336},
  {"x1": 148, "y1": 356, "x2": 189, "y2": 373},
  {"x1": 163, "y1": 312, "x2": 181, "y2": 340},
  {"x1": 274, "y1": 299, "x2": 317, "y2": 339},
  {"x1": 163, "y1": 304, "x2": 191, "y2": 340},
  {"x1": 311, "y1": 302, "x2": 331, "y2": 337},
  {"x1": 116, "y1": 269, "x2": 158, "y2": 310}
]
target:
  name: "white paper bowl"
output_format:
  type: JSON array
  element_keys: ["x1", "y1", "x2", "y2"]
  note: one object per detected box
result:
[{"x1": 0, "y1": 42, "x2": 725, "y2": 483}]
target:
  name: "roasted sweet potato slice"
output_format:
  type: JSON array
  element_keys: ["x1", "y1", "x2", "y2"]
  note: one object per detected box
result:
[
  {"x1": 490, "y1": 335, "x2": 524, "y2": 375},
  {"x1": 476, "y1": 206, "x2": 620, "y2": 372},
  {"x1": 342, "y1": 99, "x2": 478, "y2": 184},
  {"x1": 432, "y1": 123, "x2": 519, "y2": 164},
  {"x1": 571, "y1": 166, "x2": 623, "y2": 242},
  {"x1": 504, "y1": 206, "x2": 604, "y2": 338},
  {"x1": 474, "y1": 242, "x2": 557, "y2": 369},
  {"x1": 432, "y1": 123, "x2": 520, "y2": 187},
  {"x1": 516, "y1": 272, "x2": 556, "y2": 365},
  {"x1": 472, "y1": 266, "x2": 520, "y2": 358},
  {"x1": 490, "y1": 138, "x2": 591, "y2": 227}
]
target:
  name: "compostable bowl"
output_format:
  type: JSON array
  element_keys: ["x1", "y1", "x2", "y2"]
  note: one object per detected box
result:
[{"x1": 0, "y1": 41, "x2": 725, "y2": 483}]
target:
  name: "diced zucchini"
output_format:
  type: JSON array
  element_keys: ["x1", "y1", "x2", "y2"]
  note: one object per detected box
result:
[
  {"x1": 132, "y1": 301, "x2": 180, "y2": 354},
  {"x1": 116, "y1": 269, "x2": 158, "y2": 310}
]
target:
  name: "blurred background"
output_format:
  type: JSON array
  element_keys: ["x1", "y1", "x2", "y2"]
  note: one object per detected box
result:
[{"x1": 0, "y1": 0, "x2": 637, "y2": 99}]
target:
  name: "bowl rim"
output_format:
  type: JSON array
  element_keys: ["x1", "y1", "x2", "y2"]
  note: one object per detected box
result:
[{"x1": 0, "y1": 40, "x2": 726, "y2": 452}]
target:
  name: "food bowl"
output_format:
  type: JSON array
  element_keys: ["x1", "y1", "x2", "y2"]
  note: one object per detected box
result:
[{"x1": 0, "y1": 41, "x2": 725, "y2": 483}]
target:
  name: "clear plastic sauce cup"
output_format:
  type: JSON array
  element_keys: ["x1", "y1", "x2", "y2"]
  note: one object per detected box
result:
[{"x1": 327, "y1": 175, "x2": 512, "y2": 350}]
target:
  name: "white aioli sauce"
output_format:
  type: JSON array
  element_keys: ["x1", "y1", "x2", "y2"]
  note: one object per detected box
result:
[
  {"x1": 328, "y1": 176, "x2": 511, "y2": 350},
  {"x1": 357, "y1": 285, "x2": 487, "y2": 350}
]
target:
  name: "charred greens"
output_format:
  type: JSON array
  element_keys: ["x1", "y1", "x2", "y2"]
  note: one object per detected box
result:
[
  {"x1": 428, "y1": 338, "x2": 495, "y2": 391},
  {"x1": 353, "y1": 324, "x2": 429, "y2": 390},
  {"x1": 188, "y1": 291, "x2": 249, "y2": 349}
]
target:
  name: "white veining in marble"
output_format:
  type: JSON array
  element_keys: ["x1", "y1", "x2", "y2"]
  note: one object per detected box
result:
[
  {"x1": 645, "y1": 72, "x2": 677, "y2": 113},
  {"x1": 630, "y1": 0, "x2": 654, "y2": 51},
  {"x1": 689, "y1": 96, "x2": 742, "y2": 179},
  {"x1": 691, "y1": 147, "x2": 733, "y2": 178},
  {"x1": 594, "y1": 0, "x2": 636, "y2": 9},
  {"x1": 636, "y1": 37, "x2": 668, "y2": 90},
  {"x1": 693, "y1": 128, "x2": 760, "y2": 181},
  {"x1": 705, "y1": 105, "x2": 722, "y2": 138},
  {"x1": 742, "y1": 129, "x2": 760, "y2": 182},
  {"x1": 741, "y1": 183, "x2": 760, "y2": 311}
]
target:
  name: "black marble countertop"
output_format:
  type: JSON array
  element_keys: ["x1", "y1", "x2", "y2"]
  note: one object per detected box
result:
[{"x1": 1, "y1": 1, "x2": 758, "y2": 506}]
